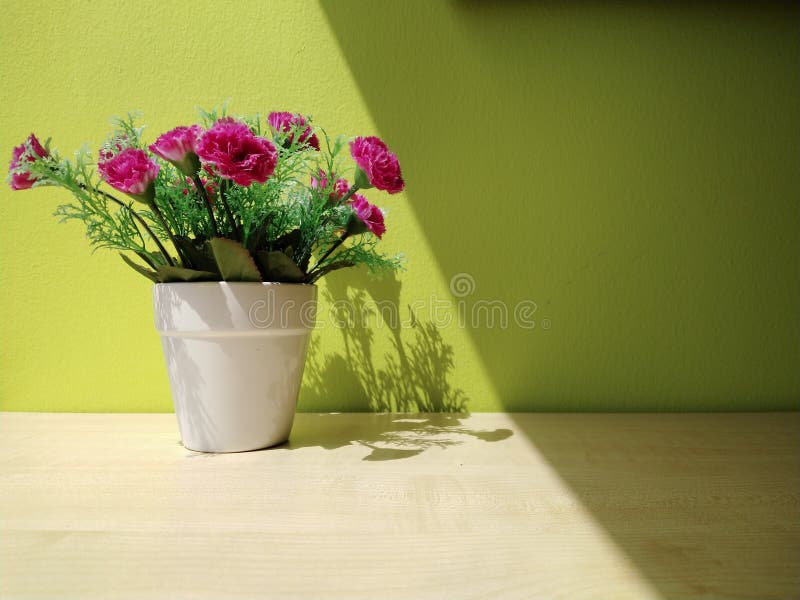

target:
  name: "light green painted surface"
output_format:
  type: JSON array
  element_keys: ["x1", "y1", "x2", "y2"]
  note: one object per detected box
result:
[{"x1": 1, "y1": 1, "x2": 798, "y2": 412}]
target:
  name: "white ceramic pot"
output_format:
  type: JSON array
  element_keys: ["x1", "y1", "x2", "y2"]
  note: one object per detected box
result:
[{"x1": 153, "y1": 282, "x2": 316, "y2": 453}]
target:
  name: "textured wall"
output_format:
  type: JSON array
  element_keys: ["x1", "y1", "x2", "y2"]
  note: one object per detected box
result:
[{"x1": 1, "y1": 1, "x2": 798, "y2": 412}]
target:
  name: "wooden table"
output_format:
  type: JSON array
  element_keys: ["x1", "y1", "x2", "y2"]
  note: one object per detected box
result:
[{"x1": 1, "y1": 412, "x2": 798, "y2": 599}]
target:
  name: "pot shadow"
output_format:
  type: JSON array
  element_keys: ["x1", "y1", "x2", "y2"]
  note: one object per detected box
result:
[{"x1": 295, "y1": 270, "x2": 512, "y2": 460}]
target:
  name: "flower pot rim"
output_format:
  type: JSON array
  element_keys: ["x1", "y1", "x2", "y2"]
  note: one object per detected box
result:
[{"x1": 153, "y1": 281, "x2": 316, "y2": 287}]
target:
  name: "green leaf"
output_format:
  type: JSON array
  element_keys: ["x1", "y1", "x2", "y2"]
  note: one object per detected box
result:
[
  {"x1": 120, "y1": 253, "x2": 158, "y2": 283},
  {"x1": 209, "y1": 237, "x2": 262, "y2": 282},
  {"x1": 331, "y1": 134, "x2": 347, "y2": 157},
  {"x1": 256, "y1": 251, "x2": 306, "y2": 283},
  {"x1": 297, "y1": 250, "x2": 311, "y2": 272},
  {"x1": 274, "y1": 228, "x2": 302, "y2": 253},
  {"x1": 174, "y1": 235, "x2": 220, "y2": 274},
  {"x1": 245, "y1": 218, "x2": 271, "y2": 254},
  {"x1": 155, "y1": 266, "x2": 221, "y2": 283}
]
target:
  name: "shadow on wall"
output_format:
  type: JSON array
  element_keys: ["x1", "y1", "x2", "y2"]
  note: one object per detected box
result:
[
  {"x1": 318, "y1": 0, "x2": 800, "y2": 410},
  {"x1": 301, "y1": 269, "x2": 467, "y2": 413}
]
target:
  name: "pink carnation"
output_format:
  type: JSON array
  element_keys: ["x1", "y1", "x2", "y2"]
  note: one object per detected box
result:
[
  {"x1": 98, "y1": 148, "x2": 160, "y2": 201},
  {"x1": 196, "y1": 118, "x2": 277, "y2": 186},
  {"x1": 311, "y1": 169, "x2": 350, "y2": 200},
  {"x1": 8, "y1": 134, "x2": 48, "y2": 190},
  {"x1": 149, "y1": 125, "x2": 203, "y2": 175},
  {"x1": 268, "y1": 111, "x2": 320, "y2": 151},
  {"x1": 350, "y1": 136, "x2": 404, "y2": 194},
  {"x1": 350, "y1": 194, "x2": 386, "y2": 238}
]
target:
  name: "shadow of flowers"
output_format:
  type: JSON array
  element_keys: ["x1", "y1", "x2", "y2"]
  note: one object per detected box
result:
[
  {"x1": 301, "y1": 271, "x2": 467, "y2": 413},
  {"x1": 285, "y1": 413, "x2": 513, "y2": 461}
]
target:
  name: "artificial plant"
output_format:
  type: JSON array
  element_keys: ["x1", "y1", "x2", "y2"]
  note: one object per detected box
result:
[{"x1": 8, "y1": 107, "x2": 404, "y2": 284}]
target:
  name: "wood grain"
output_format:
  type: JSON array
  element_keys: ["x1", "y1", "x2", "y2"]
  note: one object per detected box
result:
[{"x1": 0, "y1": 412, "x2": 798, "y2": 599}]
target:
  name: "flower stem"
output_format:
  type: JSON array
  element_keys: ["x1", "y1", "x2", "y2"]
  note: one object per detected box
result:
[
  {"x1": 339, "y1": 185, "x2": 359, "y2": 204},
  {"x1": 218, "y1": 180, "x2": 240, "y2": 241},
  {"x1": 79, "y1": 183, "x2": 175, "y2": 267},
  {"x1": 149, "y1": 201, "x2": 188, "y2": 266},
  {"x1": 191, "y1": 174, "x2": 219, "y2": 237},
  {"x1": 305, "y1": 183, "x2": 361, "y2": 277},
  {"x1": 317, "y1": 184, "x2": 360, "y2": 231},
  {"x1": 308, "y1": 232, "x2": 349, "y2": 275}
]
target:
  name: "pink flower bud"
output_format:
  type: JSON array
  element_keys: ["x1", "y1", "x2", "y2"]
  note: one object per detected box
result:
[
  {"x1": 268, "y1": 112, "x2": 320, "y2": 151},
  {"x1": 8, "y1": 134, "x2": 48, "y2": 190},
  {"x1": 311, "y1": 169, "x2": 350, "y2": 201},
  {"x1": 98, "y1": 134, "x2": 131, "y2": 163}
]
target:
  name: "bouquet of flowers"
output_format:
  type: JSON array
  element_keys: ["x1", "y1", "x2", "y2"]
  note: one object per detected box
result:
[{"x1": 7, "y1": 107, "x2": 404, "y2": 284}]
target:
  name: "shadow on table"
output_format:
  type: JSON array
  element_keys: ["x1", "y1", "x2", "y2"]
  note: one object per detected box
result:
[
  {"x1": 508, "y1": 413, "x2": 800, "y2": 599},
  {"x1": 284, "y1": 413, "x2": 512, "y2": 461}
]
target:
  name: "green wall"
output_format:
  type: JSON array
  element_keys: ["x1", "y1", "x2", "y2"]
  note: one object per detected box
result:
[{"x1": 1, "y1": 1, "x2": 798, "y2": 412}]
